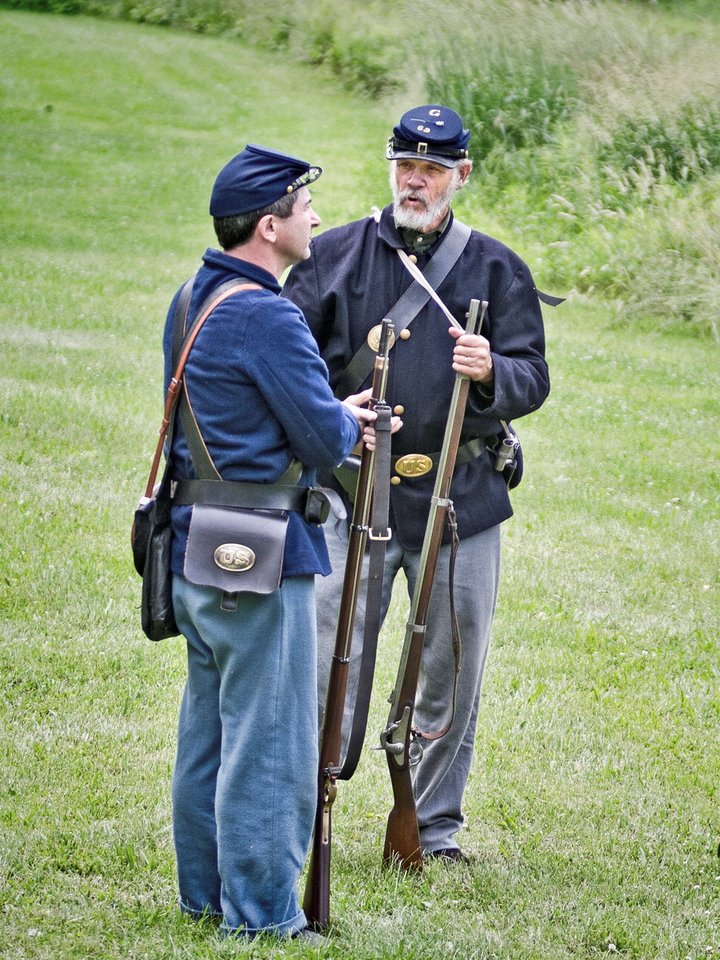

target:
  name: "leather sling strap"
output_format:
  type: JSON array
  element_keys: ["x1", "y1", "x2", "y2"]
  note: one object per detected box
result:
[
  {"x1": 338, "y1": 400, "x2": 393, "y2": 780},
  {"x1": 163, "y1": 277, "x2": 195, "y2": 463},
  {"x1": 333, "y1": 218, "x2": 472, "y2": 400},
  {"x1": 412, "y1": 499, "x2": 461, "y2": 743},
  {"x1": 140, "y1": 278, "x2": 252, "y2": 503},
  {"x1": 175, "y1": 278, "x2": 260, "y2": 481}
]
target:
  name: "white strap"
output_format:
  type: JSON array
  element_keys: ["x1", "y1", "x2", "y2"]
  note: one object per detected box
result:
[
  {"x1": 396, "y1": 248, "x2": 463, "y2": 331},
  {"x1": 395, "y1": 231, "x2": 512, "y2": 438}
]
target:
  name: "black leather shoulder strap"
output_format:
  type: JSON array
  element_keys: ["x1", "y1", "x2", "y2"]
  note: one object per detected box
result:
[{"x1": 334, "y1": 220, "x2": 471, "y2": 398}]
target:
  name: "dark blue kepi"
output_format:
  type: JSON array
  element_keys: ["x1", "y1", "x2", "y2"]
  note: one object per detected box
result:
[
  {"x1": 209, "y1": 144, "x2": 322, "y2": 217},
  {"x1": 386, "y1": 104, "x2": 471, "y2": 168}
]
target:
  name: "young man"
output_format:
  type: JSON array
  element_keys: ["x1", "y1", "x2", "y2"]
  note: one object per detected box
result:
[
  {"x1": 283, "y1": 106, "x2": 550, "y2": 862},
  {"x1": 163, "y1": 144, "x2": 376, "y2": 938}
]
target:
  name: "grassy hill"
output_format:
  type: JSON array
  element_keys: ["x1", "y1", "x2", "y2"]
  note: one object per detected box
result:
[
  {"x1": 4, "y1": 0, "x2": 720, "y2": 336},
  {"x1": 1, "y1": 8, "x2": 718, "y2": 960}
]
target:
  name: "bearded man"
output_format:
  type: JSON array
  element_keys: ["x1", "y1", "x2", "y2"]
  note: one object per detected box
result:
[{"x1": 283, "y1": 105, "x2": 550, "y2": 862}]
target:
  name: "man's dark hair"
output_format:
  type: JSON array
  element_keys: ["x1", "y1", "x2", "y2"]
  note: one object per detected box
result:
[{"x1": 213, "y1": 192, "x2": 297, "y2": 250}]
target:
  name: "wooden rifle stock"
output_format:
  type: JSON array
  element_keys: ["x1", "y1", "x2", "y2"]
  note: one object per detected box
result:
[
  {"x1": 380, "y1": 299, "x2": 486, "y2": 870},
  {"x1": 303, "y1": 318, "x2": 394, "y2": 930}
]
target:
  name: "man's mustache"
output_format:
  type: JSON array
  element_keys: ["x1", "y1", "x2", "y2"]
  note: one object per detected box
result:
[{"x1": 396, "y1": 189, "x2": 429, "y2": 208}]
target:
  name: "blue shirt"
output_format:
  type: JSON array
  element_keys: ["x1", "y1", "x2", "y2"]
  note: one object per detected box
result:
[{"x1": 163, "y1": 248, "x2": 361, "y2": 577}]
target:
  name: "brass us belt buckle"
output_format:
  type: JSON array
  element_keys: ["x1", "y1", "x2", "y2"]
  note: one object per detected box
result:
[
  {"x1": 395, "y1": 454, "x2": 433, "y2": 478},
  {"x1": 367, "y1": 323, "x2": 396, "y2": 352}
]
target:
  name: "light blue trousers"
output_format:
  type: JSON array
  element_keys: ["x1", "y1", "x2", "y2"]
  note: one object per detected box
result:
[
  {"x1": 316, "y1": 522, "x2": 501, "y2": 853},
  {"x1": 171, "y1": 574, "x2": 318, "y2": 938}
]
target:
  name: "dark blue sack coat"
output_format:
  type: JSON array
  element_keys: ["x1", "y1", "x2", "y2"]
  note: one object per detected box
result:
[
  {"x1": 163, "y1": 249, "x2": 361, "y2": 576},
  {"x1": 282, "y1": 205, "x2": 550, "y2": 550}
]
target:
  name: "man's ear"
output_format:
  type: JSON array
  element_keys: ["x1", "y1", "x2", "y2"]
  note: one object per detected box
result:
[
  {"x1": 256, "y1": 213, "x2": 277, "y2": 244},
  {"x1": 457, "y1": 162, "x2": 472, "y2": 188}
]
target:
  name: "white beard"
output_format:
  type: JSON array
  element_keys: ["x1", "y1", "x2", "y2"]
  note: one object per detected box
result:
[{"x1": 391, "y1": 166, "x2": 461, "y2": 231}]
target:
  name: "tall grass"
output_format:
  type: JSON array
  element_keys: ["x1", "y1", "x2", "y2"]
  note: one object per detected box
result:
[
  {"x1": 421, "y1": 0, "x2": 720, "y2": 339},
  {"x1": 2, "y1": 0, "x2": 720, "y2": 337}
]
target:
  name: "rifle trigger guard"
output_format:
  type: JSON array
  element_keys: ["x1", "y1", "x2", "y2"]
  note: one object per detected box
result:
[
  {"x1": 379, "y1": 720, "x2": 404, "y2": 755},
  {"x1": 380, "y1": 705, "x2": 417, "y2": 767}
]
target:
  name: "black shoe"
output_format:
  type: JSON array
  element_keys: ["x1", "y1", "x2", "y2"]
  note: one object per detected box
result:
[{"x1": 425, "y1": 847, "x2": 470, "y2": 864}]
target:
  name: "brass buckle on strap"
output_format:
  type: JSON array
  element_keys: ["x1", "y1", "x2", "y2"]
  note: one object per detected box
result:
[{"x1": 368, "y1": 527, "x2": 392, "y2": 541}]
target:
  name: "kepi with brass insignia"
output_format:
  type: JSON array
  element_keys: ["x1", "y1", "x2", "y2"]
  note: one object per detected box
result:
[{"x1": 386, "y1": 104, "x2": 470, "y2": 168}]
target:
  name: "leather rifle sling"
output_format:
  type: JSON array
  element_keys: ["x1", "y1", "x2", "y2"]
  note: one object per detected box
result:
[{"x1": 338, "y1": 399, "x2": 393, "y2": 780}]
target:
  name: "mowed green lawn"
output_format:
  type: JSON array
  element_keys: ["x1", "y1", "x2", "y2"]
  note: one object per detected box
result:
[{"x1": 0, "y1": 10, "x2": 718, "y2": 960}]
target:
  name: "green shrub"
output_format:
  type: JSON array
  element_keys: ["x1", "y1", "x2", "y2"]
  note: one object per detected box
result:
[
  {"x1": 2, "y1": 0, "x2": 84, "y2": 11},
  {"x1": 419, "y1": 1, "x2": 720, "y2": 339}
]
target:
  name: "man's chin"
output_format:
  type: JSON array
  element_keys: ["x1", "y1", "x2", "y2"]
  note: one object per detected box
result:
[{"x1": 393, "y1": 204, "x2": 433, "y2": 232}]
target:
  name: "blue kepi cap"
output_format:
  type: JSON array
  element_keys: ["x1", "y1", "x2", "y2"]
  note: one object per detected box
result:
[
  {"x1": 210, "y1": 144, "x2": 322, "y2": 217},
  {"x1": 386, "y1": 104, "x2": 470, "y2": 168}
]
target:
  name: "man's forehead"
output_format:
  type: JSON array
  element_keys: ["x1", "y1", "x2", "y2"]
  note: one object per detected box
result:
[{"x1": 395, "y1": 157, "x2": 451, "y2": 175}]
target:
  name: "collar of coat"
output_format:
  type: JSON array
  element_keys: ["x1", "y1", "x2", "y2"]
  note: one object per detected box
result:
[{"x1": 377, "y1": 204, "x2": 453, "y2": 256}]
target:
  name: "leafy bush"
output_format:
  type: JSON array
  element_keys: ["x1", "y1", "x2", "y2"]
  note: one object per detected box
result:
[
  {"x1": 2, "y1": 0, "x2": 84, "y2": 11},
  {"x1": 419, "y1": 1, "x2": 720, "y2": 339}
]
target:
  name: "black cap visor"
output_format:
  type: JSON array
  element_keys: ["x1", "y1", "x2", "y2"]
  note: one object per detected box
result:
[{"x1": 386, "y1": 136, "x2": 467, "y2": 168}]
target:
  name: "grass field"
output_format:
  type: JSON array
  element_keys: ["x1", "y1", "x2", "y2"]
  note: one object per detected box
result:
[{"x1": 1, "y1": 9, "x2": 718, "y2": 960}]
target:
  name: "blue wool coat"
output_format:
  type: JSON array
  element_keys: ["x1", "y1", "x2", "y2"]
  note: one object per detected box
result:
[
  {"x1": 163, "y1": 249, "x2": 361, "y2": 576},
  {"x1": 282, "y1": 205, "x2": 550, "y2": 550}
]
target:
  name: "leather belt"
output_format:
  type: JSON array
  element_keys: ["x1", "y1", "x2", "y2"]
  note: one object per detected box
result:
[{"x1": 172, "y1": 478, "x2": 346, "y2": 519}]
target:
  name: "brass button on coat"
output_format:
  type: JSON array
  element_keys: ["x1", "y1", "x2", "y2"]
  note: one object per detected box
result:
[
  {"x1": 393, "y1": 404, "x2": 405, "y2": 415},
  {"x1": 399, "y1": 329, "x2": 411, "y2": 340}
]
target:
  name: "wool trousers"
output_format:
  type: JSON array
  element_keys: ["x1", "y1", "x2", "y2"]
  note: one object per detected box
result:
[
  {"x1": 171, "y1": 574, "x2": 317, "y2": 937},
  {"x1": 316, "y1": 520, "x2": 501, "y2": 853}
]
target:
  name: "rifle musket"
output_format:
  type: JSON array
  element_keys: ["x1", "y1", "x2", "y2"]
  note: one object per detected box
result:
[
  {"x1": 304, "y1": 315, "x2": 395, "y2": 929},
  {"x1": 381, "y1": 298, "x2": 486, "y2": 871}
]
